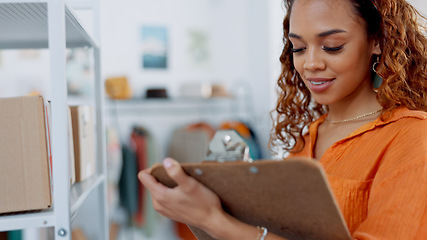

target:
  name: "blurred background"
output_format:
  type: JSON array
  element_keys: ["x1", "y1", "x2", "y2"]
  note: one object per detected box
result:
[{"x1": 0, "y1": 0, "x2": 425, "y2": 239}]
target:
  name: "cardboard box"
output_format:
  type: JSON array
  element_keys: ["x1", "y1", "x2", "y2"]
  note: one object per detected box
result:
[
  {"x1": 71, "y1": 228, "x2": 88, "y2": 240},
  {"x1": 0, "y1": 95, "x2": 51, "y2": 214},
  {"x1": 67, "y1": 106, "x2": 76, "y2": 185},
  {"x1": 70, "y1": 105, "x2": 96, "y2": 182}
]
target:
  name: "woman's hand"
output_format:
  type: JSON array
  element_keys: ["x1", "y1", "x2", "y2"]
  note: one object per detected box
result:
[
  {"x1": 140, "y1": 158, "x2": 287, "y2": 240},
  {"x1": 138, "y1": 158, "x2": 224, "y2": 231}
]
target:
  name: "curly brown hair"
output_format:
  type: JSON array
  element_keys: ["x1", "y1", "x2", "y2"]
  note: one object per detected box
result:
[{"x1": 270, "y1": 0, "x2": 427, "y2": 154}]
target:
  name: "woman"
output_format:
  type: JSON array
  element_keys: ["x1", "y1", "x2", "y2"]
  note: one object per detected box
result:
[{"x1": 139, "y1": 0, "x2": 427, "y2": 239}]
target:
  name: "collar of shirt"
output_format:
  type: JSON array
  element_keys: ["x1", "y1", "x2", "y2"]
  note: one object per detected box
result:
[{"x1": 307, "y1": 106, "x2": 427, "y2": 152}]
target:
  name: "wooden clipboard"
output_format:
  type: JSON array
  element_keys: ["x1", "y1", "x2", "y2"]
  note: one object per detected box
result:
[{"x1": 151, "y1": 157, "x2": 351, "y2": 240}]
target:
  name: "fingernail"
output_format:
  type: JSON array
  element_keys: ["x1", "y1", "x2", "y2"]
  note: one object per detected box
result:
[
  {"x1": 137, "y1": 171, "x2": 145, "y2": 180},
  {"x1": 163, "y1": 158, "x2": 173, "y2": 169}
]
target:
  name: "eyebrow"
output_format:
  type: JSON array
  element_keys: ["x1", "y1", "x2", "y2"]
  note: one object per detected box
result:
[{"x1": 289, "y1": 29, "x2": 346, "y2": 39}]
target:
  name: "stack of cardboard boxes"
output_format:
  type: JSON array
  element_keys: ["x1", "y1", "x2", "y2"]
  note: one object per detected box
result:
[
  {"x1": 0, "y1": 95, "x2": 96, "y2": 215},
  {"x1": 0, "y1": 96, "x2": 51, "y2": 214},
  {"x1": 69, "y1": 105, "x2": 96, "y2": 183}
]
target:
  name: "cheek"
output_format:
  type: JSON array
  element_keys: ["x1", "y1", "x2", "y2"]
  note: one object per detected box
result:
[
  {"x1": 293, "y1": 56, "x2": 304, "y2": 74},
  {"x1": 330, "y1": 53, "x2": 369, "y2": 77},
  {"x1": 329, "y1": 58, "x2": 350, "y2": 73}
]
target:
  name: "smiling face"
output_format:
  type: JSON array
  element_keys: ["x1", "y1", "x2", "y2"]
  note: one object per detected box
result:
[{"x1": 289, "y1": 0, "x2": 381, "y2": 106}]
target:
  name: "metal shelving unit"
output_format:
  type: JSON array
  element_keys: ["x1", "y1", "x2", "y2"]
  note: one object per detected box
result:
[
  {"x1": 0, "y1": 0, "x2": 108, "y2": 239},
  {"x1": 105, "y1": 98, "x2": 241, "y2": 116}
]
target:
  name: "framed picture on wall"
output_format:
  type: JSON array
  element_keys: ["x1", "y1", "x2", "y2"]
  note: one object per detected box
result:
[
  {"x1": 185, "y1": 28, "x2": 211, "y2": 71},
  {"x1": 141, "y1": 25, "x2": 168, "y2": 69}
]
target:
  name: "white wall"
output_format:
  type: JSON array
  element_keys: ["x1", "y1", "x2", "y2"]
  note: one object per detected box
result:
[
  {"x1": 0, "y1": 0, "x2": 281, "y2": 161},
  {"x1": 241, "y1": 0, "x2": 284, "y2": 157},
  {"x1": 408, "y1": 0, "x2": 427, "y2": 16},
  {"x1": 99, "y1": 0, "x2": 249, "y2": 98},
  {"x1": 99, "y1": 0, "x2": 281, "y2": 157},
  {"x1": 3, "y1": 0, "x2": 423, "y2": 158},
  {"x1": 0, "y1": 49, "x2": 50, "y2": 97}
]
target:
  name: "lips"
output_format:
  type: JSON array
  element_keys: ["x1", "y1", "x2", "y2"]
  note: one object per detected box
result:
[{"x1": 306, "y1": 78, "x2": 335, "y2": 93}]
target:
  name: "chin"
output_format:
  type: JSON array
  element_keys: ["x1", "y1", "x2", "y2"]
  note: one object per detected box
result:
[{"x1": 311, "y1": 95, "x2": 336, "y2": 106}]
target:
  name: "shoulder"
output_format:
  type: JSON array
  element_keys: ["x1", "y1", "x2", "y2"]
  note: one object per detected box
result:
[
  {"x1": 379, "y1": 107, "x2": 426, "y2": 143},
  {"x1": 379, "y1": 107, "x2": 427, "y2": 136},
  {"x1": 374, "y1": 108, "x2": 427, "y2": 168},
  {"x1": 384, "y1": 106, "x2": 426, "y2": 121},
  {"x1": 344, "y1": 107, "x2": 427, "y2": 169}
]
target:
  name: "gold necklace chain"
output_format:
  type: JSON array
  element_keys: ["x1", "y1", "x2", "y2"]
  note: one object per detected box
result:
[{"x1": 326, "y1": 108, "x2": 382, "y2": 124}]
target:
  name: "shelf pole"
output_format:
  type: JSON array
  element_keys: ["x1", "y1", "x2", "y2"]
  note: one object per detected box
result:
[
  {"x1": 48, "y1": 0, "x2": 71, "y2": 239},
  {"x1": 94, "y1": 43, "x2": 109, "y2": 240},
  {"x1": 93, "y1": 0, "x2": 108, "y2": 236}
]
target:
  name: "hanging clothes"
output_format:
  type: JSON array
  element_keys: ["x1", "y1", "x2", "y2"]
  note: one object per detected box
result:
[
  {"x1": 118, "y1": 145, "x2": 139, "y2": 219},
  {"x1": 118, "y1": 126, "x2": 160, "y2": 236},
  {"x1": 219, "y1": 121, "x2": 263, "y2": 160},
  {"x1": 106, "y1": 127, "x2": 123, "y2": 220},
  {"x1": 131, "y1": 127, "x2": 149, "y2": 226},
  {"x1": 168, "y1": 122, "x2": 215, "y2": 164},
  {"x1": 128, "y1": 126, "x2": 160, "y2": 237},
  {"x1": 167, "y1": 122, "x2": 216, "y2": 240}
]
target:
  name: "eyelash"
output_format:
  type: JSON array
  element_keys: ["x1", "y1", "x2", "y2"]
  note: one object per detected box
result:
[
  {"x1": 291, "y1": 47, "x2": 305, "y2": 53},
  {"x1": 291, "y1": 45, "x2": 344, "y2": 54},
  {"x1": 322, "y1": 45, "x2": 344, "y2": 52}
]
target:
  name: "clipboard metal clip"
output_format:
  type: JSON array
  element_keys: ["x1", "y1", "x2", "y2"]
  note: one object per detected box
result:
[{"x1": 205, "y1": 130, "x2": 252, "y2": 162}]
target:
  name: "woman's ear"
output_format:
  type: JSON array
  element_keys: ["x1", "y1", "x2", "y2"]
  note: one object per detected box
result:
[{"x1": 371, "y1": 40, "x2": 382, "y2": 55}]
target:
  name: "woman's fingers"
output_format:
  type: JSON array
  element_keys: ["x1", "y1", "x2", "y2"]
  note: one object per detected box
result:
[
  {"x1": 162, "y1": 158, "x2": 198, "y2": 192},
  {"x1": 138, "y1": 170, "x2": 174, "y2": 214},
  {"x1": 138, "y1": 157, "x2": 223, "y2": 228},
  {"x1": 138, "y1": 169, "x2": 168, "y2": 195}
]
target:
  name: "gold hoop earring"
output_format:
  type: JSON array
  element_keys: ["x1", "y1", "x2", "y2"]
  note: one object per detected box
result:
[{"x1": 372, "y1": 56, "x2": 383, "y2": 90}]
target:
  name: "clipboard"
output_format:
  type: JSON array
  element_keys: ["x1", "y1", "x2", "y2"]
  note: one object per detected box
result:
[{"x1": 150, "y1": 130, "x2": 351, "y2": 240}]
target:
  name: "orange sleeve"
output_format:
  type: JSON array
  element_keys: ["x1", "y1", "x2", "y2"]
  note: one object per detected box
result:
[{"x1": 352, "y1": 119, "x2": 427, "y2": 239}]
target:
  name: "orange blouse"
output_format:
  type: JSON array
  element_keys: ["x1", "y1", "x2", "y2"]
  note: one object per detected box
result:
[{"x1": 289, "y1": 107, "x2": 427, "y2": 239}]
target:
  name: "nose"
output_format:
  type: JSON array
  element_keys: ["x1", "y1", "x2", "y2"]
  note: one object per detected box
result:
[{"x1": 303, "y1": 49, "x2": 326, "y2": 71}]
